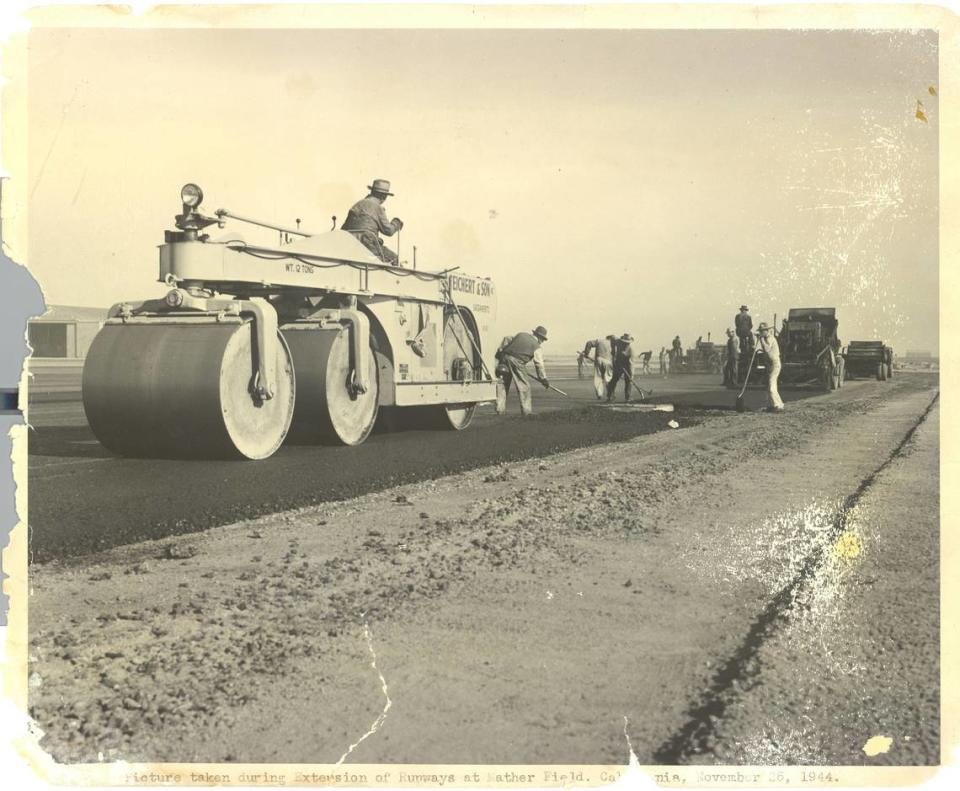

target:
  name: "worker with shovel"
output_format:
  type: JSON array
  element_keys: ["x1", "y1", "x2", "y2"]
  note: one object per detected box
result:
[
  {"x1": 608, "y1": 333, "x2": 637, "y2": 403},
  {"x1": 757, "y1": 322, "x2": 784, "y2": 412},
  {"x1": 495, "y1": 326, "x2": 550, "y2": 416},
  {"x1": 581, "y1": 335, "x2": 616, "y2": 400}
]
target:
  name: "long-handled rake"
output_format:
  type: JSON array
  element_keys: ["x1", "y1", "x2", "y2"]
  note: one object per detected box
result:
[{"x1": 583, "y1": 353, "x2": 654, "y2": 400}]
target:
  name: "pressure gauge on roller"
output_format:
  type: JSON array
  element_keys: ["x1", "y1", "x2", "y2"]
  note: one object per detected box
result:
[{"x1": 180, "y1": 183, "x2": 204, "y2": 208}]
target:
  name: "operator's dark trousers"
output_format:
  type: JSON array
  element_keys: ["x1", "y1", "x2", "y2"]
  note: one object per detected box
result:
[
  {"x1": 608, "y1": 360, "x2": 633, "y2": 401},
  {"x1": 349, "y1": 230, "x2": 399, "y2": 265}
]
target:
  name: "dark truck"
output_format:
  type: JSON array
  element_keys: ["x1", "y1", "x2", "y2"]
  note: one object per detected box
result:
[
  {"x1": 843, "y1": 341, "x2": 894, "y2": 381},
  {"x1": 735, "y1": 307, "x2": 844, "y2": 391}
]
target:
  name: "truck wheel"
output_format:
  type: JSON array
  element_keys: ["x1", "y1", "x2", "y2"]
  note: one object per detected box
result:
[
  {"x1": 876, "y1": 362, "x2": 884, "y2": 381},
  {"x1": 886, "y1": 362, "x2": 893, "y2": 379}
]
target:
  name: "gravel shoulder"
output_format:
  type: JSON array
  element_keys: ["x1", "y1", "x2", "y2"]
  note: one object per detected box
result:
[
  {"x1": 682, "y1": 400, "x2": 940, "y2": 765},
  {"x1": 26, "y1": 375, "x2": 939, "y2": 766}
]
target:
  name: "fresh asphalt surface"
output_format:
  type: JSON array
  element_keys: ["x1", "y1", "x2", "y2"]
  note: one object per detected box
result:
[{"x1": 28, "y1": 368, "x2": 827, "y2": 562}]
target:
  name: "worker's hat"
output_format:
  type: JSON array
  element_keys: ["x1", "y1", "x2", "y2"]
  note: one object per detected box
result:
[
  {"x1": 756, "y1": 322, "x2": 771, "y2": 332},
  {"x1": 740, "y1": 305, "x2": 749, "y2": 311},
  {"x1": 368, "y1": 179, "x2": 394, "y2": 196},
  {"x1": 621, "y1": 333, "x2": 634, "y2": 342},
  {"x1": 533, "y1": 326, "x2": 548, "y2": 340}
]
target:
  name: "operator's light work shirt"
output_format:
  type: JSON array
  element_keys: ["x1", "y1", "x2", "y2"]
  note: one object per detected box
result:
[{"x1": 342, "y1": 196, "x2": 398, "y2": 236}]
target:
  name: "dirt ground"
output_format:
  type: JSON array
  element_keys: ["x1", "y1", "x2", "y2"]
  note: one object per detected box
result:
[{"x1": 26, "y1": 374, "x2": 939, "y2": 767}]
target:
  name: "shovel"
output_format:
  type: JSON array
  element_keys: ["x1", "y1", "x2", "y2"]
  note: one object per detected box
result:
[{"x1": 736, "y1": 343, "x2": 761, "y2": 412}]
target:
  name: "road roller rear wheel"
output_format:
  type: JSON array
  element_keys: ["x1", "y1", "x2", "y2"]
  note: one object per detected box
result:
[
  {"x1": 283, "y1": 327, "x2": 380, "y2": 445},
  {"x1": 442, "y1": 307, "x2": 480, "y2": 378},
  {"x1": 378, "y1": 403, "x2": 476, "y2": 432},
  {"x1": 438, "y1": 404, "x2": 476, "y2": 430},
  {"x1": 82, "y1": 321, "x2": 295, "y2": 459},
  {"x1": 437, "y1": 308, "x2": 481, "y2": 431}
]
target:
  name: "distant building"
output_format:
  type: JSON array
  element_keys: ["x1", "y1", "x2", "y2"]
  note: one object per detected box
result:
[
  {"x1": 28, "y1": 305, "x2": 107, "y2": 359},
  {"x1": 904, "y1": 350, "x2": 932, "y2": 362}
]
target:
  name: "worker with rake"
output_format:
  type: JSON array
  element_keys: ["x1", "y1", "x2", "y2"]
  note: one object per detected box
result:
[
  {"x1": 581, "y1": 335, "x2": 616, "y2": 400},
  {"x1": 495, "y1": 326, "x2": 550, "y2": 416},
  {"x1": 608, "y1": 333, "x2": 637, "y2": 402}
]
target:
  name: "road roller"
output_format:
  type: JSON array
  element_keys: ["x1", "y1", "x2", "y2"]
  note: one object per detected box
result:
[{"x1": 82, "y1": 183, "x2": 499, "y2": 459}]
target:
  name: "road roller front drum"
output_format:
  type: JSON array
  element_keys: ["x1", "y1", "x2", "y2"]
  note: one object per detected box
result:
[{"x1": 82, "y1": 320, "x2": 296, "y2": 460}]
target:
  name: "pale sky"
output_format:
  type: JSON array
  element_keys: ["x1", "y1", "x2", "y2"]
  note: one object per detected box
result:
[{"x1": 25, "y1": 27, "x2": 939, "y2": 354}]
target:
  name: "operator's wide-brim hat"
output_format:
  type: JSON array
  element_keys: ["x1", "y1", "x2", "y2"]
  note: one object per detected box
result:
[
  {"x1": 621, "y1": 334, "x2": 634, "y2": 341},
  {"x1": 740, "y1": 305, "x2": 749, "y2": 311},
  {"x1": 368, "y1": 179, "x2": 394, "y2": 196},
  {"x1": 757, "y1": 322, "x2": 771, "y2": 332},
  {"x1": 533, "y1": 325, "x2": 549, "y2": 340}
]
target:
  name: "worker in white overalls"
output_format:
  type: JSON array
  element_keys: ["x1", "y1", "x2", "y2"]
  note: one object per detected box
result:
[
  {"x1": 757, "y1": 322, "x2": 785, "y2": 412},
  {"x1": 495, "y1": 326, "x2": 550, "y2": 416},
  {"x1": 581, "y1": 336, "x2": 615, "y2": 400}
]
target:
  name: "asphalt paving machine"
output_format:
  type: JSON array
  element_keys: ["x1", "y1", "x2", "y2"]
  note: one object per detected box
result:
[
  {"x1": 776, "y1": 307, "x2": 845, "y2": 390},
  {"x1": 81, "y1": 184, "x2": 499, "y2": 459},
  {"x1": 731, "y1": 308, "x2": 845, "y2": 391}
]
